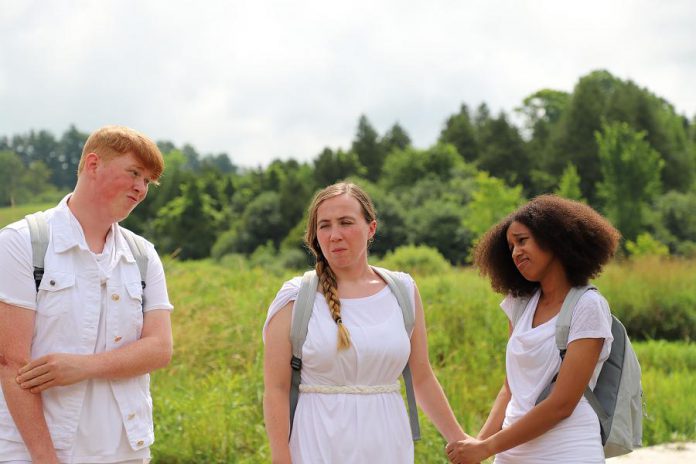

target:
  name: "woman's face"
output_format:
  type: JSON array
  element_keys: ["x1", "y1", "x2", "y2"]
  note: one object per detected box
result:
[
  {"x1": 505, "y1": 221, "x2": 557, "y2": 282},
  {"x1": 315, "y1": 194, "x2": 376, "y2": 271}
]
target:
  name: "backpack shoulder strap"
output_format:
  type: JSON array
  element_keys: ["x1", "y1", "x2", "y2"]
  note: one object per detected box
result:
[
  {"x1": 371, "y1": 266, "x2": 421, "y2": 441},
  {"x1": 555, "y1": 285, "x2": 597, "y2": 351},
  {"x1": 510, "y1": 294, "x2": 531, "y2": 328},
  {"x1": 120, "y1": 227, "x2": 149, "y2": 290},
  {"x1": 25, "y1": 212, "x2": 49, "y2": 292},
  {"x1": 288, "y1": 270, "x2": 318, "y2": 439}
]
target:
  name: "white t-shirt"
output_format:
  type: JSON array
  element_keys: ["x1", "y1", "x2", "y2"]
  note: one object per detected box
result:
[{"x1": 494, "y1": 289, "x2": 613, "y2": 464}]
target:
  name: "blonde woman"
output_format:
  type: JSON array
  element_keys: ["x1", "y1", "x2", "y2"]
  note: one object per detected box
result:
[{"x1": 263, "y1": 182, "x2": 467, "y2": 463}]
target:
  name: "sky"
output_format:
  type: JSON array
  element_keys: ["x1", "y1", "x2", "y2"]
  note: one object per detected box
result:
[{"x1": 1, "y1": 0, "x2": 695, "y2": 168}]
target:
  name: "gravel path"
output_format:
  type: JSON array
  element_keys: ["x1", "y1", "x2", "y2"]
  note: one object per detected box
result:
[{"x1": 607, "y1": 442, "x2": 696, "y2": 463}]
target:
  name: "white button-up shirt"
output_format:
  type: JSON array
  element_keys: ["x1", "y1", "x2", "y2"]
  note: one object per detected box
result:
[{"x1": 0, "y1": 195, "x2": 173, "y2": 462}]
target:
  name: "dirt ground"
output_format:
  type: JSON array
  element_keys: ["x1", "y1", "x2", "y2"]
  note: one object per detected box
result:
[{"x1": 607, "y1": 442, "x2": 696, "y2": 463}]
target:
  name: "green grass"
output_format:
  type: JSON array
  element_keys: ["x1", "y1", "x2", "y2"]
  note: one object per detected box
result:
[
  {"x1": 148, "y1": 259, "x2": 696, "y2": 463},
  {"x1": 0, "y1": 202, "x2": 61, "y2": 227}
]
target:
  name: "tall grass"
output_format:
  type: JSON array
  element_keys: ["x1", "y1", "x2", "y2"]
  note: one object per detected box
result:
[
  {"x1": 150, "y1": 259, "x2": 696, "y2": 462},
  {"x1": 0, "y1": 201, "x2": 62, "y2": 227}
]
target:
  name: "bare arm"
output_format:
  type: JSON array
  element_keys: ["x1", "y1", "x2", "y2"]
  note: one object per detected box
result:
[
  {"x1": 0, "y1": 301, "x2": 59, "y2": 463},
  {"x1": 447, "y1": 337, "x2": 604, "y2": 463},
  {"x1": 263, "y1": 302, "x2": 293, "y2": 464},
  {"x1": 476, "y1": 322, "x2": 513, "y2": 440},
  {"x1": 17, "y1": 309, "x2": 173, "y2": 392},
  {"x1": 409, "y1": 284, "x2": 469, "y2": 443}
]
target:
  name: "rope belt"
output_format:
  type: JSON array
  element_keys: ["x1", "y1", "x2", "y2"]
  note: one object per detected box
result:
[{"x1": 299, "y1": 383, "x2": 400, "y2": 394}]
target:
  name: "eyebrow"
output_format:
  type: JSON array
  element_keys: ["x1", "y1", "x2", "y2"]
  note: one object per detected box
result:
[{"x1": 318, "y1": 215, "x2": 356, "y2": 223}]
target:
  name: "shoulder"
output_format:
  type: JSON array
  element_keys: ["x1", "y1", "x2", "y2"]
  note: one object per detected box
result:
[
  {"x1": 574, "y1": 288, "x2": 611, "y2": 317},
  {"x1": 263, "y1": 275, "x2": 304, "y2": 342}
]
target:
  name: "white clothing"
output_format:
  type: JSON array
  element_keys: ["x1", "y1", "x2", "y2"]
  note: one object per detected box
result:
[
  {"x1": 494, "y1": 289, "x2": 614, "y2": 464},
  {"x1": 263, "y1": 272, "x2": 416, "y2": 464},
  {"x1": 0, "y1": 195, "x2": 173, "y2": 463}
]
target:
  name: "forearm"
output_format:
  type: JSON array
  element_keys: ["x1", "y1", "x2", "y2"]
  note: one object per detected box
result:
[
  {"x1": 414, "y1": 370, "x2": 467, "y2": 443},
  {"x1": 0, "y1": 372, "x2": 58, "y2": 463},
  {"x1": 483, "y1": 398, "x2": 570, "y2": 456},
  {"x1": 86, "y1": 334, "x2": 172, "y2": 380},
  {"x1": 263, "y1": 387, "x2": 292, "y2": 464},
  {"x1": 477, "y1": 383, "x2": 510, "y2": 440}
]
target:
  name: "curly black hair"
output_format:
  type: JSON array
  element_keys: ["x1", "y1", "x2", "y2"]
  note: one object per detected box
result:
[{"x1": 473, "y1": 195, "x2": 621, "y2": 297}]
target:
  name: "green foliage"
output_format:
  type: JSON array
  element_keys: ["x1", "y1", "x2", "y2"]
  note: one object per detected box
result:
[
  {"x1": 380, "y1": 144, "x2": 464, "y2": 192},
  {"x1": 554, "y1": 163, "x2": 585, "y2": 202},
  {"x1": 406, "y1": 199, "x2": 472, "y2": 264},
  {"x1": 596, "y1": 257, "x2": 696, "y2": 341},
  {"x1": 596, "y1": 121, "x2": 664, "y2": 241},
  {"x1": 438, "y1": 103, "x2": 478, "y2": 162},
  {"x1": 653, "y1": 190, "x2": 696, "y2": 256},
  {"x1": 151, "y1": 181, "x2": 223, "y2": 259},
  {"x1": 374, "y1": 245, "x2": 451, "y2": 275},
  {"x1": 0, "y1": 201, "x2": 66, "y2": 227},
  {"x1": 352, "y1": 115, "x2": 386, "y2": 181},
  {"x1": 626, "y1": 233, "x2": 670, "y2": 257},
  {"x1": 476, "y1": 112, "x2": 532, "y2": 188},
  {"x1": 149, "y1": 259, "x2": 696, "y2": 462},
  {"x1": 313, "y1": 148, "x2": 365, "y2": 187},
  {"x1": 463, "y1": 172, "x2": 525, "y2": 239}
]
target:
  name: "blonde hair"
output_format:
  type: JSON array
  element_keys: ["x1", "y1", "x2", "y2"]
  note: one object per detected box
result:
[
  {"x1": 78, "y1": 125, "x2": 165, "y2": 183},
  {"x1": 304, "y1": 182, "x2": 377, "y2": 350}
]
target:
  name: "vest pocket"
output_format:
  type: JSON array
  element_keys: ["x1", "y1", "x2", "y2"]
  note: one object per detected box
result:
[{"x1": 37, "y1": 271, "x2": 75, "y2": 317}]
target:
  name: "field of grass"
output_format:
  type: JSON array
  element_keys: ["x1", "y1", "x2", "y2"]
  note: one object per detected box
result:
[
  {"x1": 149, "y1": 258, "x2": 696, "y2": 463},
  {"x1": 0, "y1": 201, "x2": 63, "y2": 227}
]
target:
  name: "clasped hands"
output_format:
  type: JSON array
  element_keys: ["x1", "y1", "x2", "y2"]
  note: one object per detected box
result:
[
  {"x1": 445, "y1": 436, "x2": 491, "y2": 464},
  {"x1": 15, "y1": 353, "x2": 88, "y2": 393}
]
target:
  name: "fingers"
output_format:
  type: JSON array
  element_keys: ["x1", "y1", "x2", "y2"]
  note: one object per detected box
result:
[
  {"x1": 30, "y1": 379, "x2": 57, "y2": 394},
  {"x1": 16, "y1": 362, "x2": 51, "y2": 384},
  {"x1": 18, "y1": 370, "x2": 54, "y2": 389},
  {"x1": 17, "y1": 355, "x2": 48, "y2": 375}
]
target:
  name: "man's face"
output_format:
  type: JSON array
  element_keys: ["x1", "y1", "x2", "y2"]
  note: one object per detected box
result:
[{"x1": 94, "y1": 151, "x2": 153, "y2": 222}]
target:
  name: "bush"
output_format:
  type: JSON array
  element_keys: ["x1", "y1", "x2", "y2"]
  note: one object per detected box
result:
[
  {"x1": 626, "y1": 233, "x2": 669, "y2": 257},
  {"x1": 374, "y1": 245, "x2": 451, "y2": 275}
]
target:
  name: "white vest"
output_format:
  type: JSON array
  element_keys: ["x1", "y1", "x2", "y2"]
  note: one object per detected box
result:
[{"x1": 0, "y1": 202, "x2": 154, "y2": 451}]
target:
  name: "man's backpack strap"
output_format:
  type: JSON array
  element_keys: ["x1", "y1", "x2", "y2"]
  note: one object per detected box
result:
[
  {"x1": 371, "y1": 266, "x2": 421, "y2": 441},
  {"x1": 288, "y1": 270, "x2": 319, "y2": 439},
  {"x1": 120, "y1": 228, "x2": 149, "y2": 291},
  {"x1": 25, "y1": 212, "x2": 49, "y2": 291}
]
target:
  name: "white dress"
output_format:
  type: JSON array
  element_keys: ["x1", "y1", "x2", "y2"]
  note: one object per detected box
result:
[
  {"x1": 263, "y1": 272, "x2": 415, "y2": 464},
  {"x1": 494, "y1": 289, "x2": 614, "y2": 464}
]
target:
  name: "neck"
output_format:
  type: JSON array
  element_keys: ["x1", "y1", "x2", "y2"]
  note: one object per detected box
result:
[
  {"x1": 330, "y1": 261, "x2": 376, "y2": 285},
  {"x1": 538, "y1": 261, "x2": 571, "y2": 303},
  {"x1": 68, "y1": 189, "x2": 113, "y2": 253}
]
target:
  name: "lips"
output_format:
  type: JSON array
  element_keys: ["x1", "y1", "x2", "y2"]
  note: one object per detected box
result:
[{"x1": 515, "y1": 257, "x2": 530, "y2": 271}]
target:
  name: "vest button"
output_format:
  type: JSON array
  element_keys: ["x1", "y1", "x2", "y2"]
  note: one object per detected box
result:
[
  {"x1": 127, "y1": 413, "x2": 135, "y2": 420},
  {"x1": 114, "y1": 336, "x2": 122, "y2": 343},
  {"x1": 137, "y1": 440, "x2": 144, "y2": 446},
  {"x1": 49, "y1": 280, "x2": 56, "y2": 286},
  {"x1": 111, "y1": 294, "x2": 120, "y2": 301}
]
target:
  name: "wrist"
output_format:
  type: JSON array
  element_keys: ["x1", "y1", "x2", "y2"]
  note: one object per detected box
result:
[{"x1": 482, "y1": 435, "x2": 498, "y2": 459}]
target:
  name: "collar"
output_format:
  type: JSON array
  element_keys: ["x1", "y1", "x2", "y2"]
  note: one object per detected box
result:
[{"x1": 50, "y1": 194, "x2": 136, "y2": 264}]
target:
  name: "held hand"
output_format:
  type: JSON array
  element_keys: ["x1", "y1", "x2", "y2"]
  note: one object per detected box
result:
[
  {"x1": 16, "y1": 353, "x2": 91, "y2": 393},
  {"x1": 445, "y1": 437, "x2": 491, "y2": 464}
]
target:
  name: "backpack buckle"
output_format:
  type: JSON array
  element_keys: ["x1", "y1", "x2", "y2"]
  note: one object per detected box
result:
[{"x1": 290, "y1": 356, "x2": 302, "y2": 371}]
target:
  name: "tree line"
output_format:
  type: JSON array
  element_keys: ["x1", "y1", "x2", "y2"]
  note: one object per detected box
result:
[{"x1": 1, "y1": 69, "x2": 695, "y2": 262}]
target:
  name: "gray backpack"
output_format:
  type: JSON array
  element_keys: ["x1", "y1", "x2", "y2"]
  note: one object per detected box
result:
[
  {"x1": 289, "y1": 266, "x2": 420, "y2": 441},
  {"x1": 25, "y1": 211, "x2": 149, "y2": 302},
  {"x1": 511, "y1": 285, "x2": 643, "y2": 458}
]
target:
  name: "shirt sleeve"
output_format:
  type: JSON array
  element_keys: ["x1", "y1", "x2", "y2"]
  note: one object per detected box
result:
[
  {"x1": 142, "y1": 241, "x2": 174, "y2": 312},
  {"x1": 0, "y1": 225, "x2": 37, "y2": 310},
  {"x1": 262, "y1": 276, "x2": 302, "y2": 343},
  {"x1": 568, "y1": 290, "x2": 613, "y2": 344}
]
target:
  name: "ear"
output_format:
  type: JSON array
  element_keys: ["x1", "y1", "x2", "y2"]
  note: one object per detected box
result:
[
  {"x1": 82, "y1": 152, "x2": 101, "y2": 176},
  {"x1": 368, "y1": 219, "x2": 377, "y2": 239}
]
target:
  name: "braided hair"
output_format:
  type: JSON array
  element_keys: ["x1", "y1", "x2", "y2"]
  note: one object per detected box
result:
[{"x1": 304, "y1": 182, "x2": 377, "y2": 350}]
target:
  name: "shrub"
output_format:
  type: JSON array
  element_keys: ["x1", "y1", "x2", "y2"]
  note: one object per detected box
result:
[{"x1": 374, "y1": 245, "x2": 451, "y2": 275}]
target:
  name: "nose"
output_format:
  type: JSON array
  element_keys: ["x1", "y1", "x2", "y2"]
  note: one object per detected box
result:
[
  {"x1": 511, "y1": 245, "x2": 521, "y2": 258},
  {"x1": 133, "y1": 178, "x2": 148, "y2": 197}
]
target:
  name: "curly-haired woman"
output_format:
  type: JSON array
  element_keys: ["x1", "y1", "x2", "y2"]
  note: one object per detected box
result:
[{"x1": 446, "y1": 194, "x2": 621, "y2": 464}]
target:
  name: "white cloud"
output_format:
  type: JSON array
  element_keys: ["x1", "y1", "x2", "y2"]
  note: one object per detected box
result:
[{"x1": 1, "y1": 0, "x2": 694, "y2": 167}]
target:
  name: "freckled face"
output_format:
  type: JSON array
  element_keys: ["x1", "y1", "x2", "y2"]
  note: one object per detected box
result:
[
  {"x1": 506, "y1": 221, "x2": 556, "y2": 282},
  {"x1": 94, "y1": 152, "x2": 152, "y2": 222},
  {"x1": 316, "y1": 194, "x2": 376, "y2": 270}
]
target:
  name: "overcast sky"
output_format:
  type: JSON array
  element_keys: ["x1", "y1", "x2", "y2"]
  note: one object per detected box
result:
[{"x1": 1, "y1": 0, "x2": 695, "y2": 167}]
